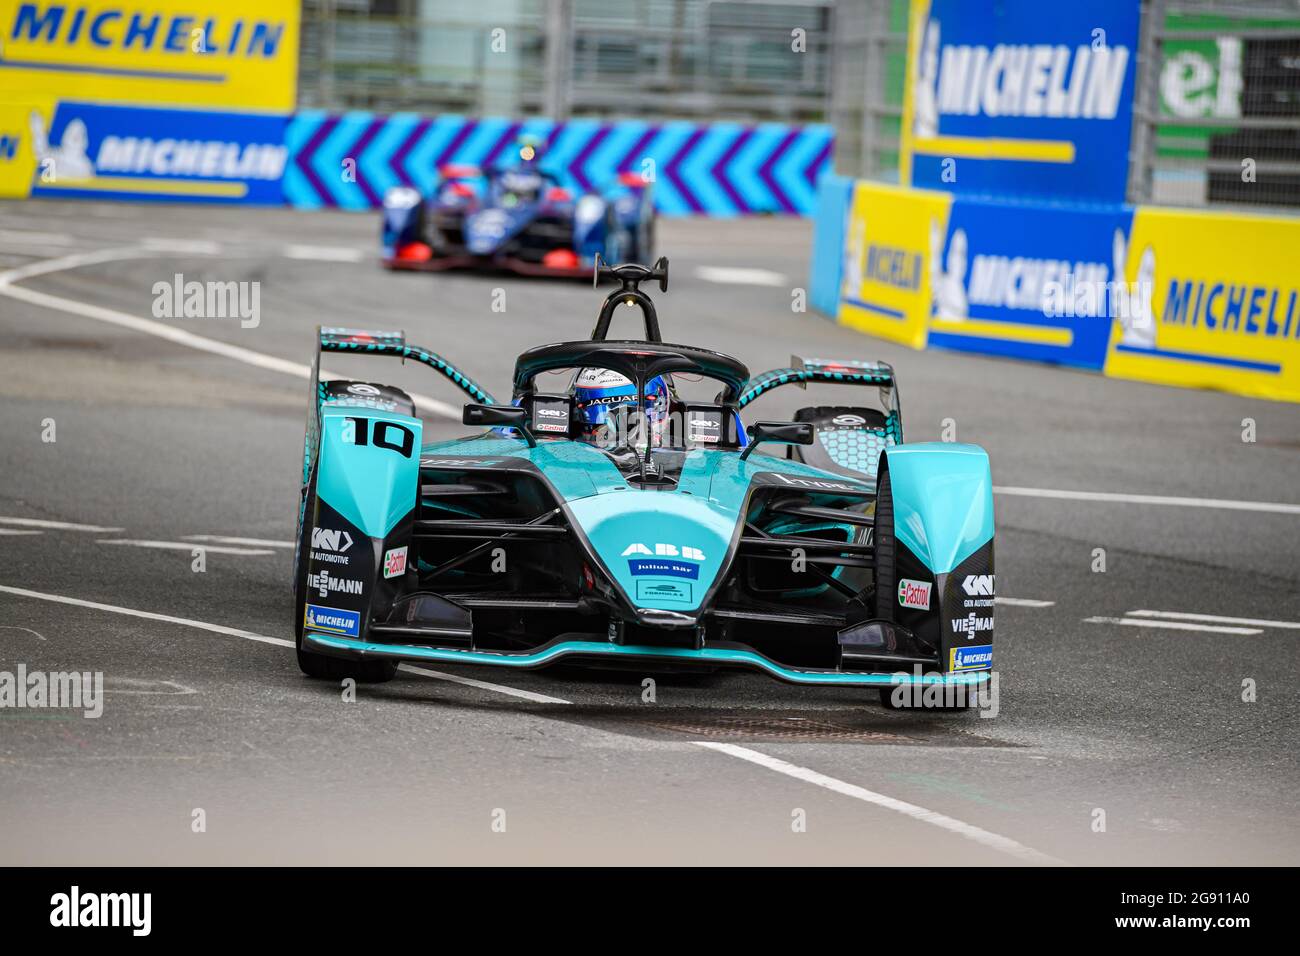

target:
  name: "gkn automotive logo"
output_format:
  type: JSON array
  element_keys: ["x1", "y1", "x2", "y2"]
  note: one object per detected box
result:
[
  {"x1": 962, "y1": 574, "x2": 995, "y2": 597},
  {"x1": 311, "y1": 527, "x2": 353, "y2": 553}
]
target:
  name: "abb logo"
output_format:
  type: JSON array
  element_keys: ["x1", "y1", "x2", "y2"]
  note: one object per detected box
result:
[{"x1": 621, "y1": 543, "x2": 706, "y2": 561}]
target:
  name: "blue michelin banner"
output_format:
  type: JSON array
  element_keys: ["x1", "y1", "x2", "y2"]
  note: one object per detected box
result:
[
  {"x1": 928, "y1": 195, "x2": 1136, "y2": 370},
  {"x1": 905, "y1": 0, "x2": 1140, "y2": 203},
  {"x1": 30, "y1": 102, "x2": 287, "y2": 205}
]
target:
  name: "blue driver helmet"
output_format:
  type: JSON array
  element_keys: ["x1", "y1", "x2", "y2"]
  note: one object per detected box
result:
[{"x1": 573, "y1": 368, "x2": 669, "y2": 439}]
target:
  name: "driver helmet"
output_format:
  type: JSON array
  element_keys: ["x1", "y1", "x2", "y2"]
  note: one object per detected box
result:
[{"x1": 573, "y1": 368, "x2": 669, "y2": 441}]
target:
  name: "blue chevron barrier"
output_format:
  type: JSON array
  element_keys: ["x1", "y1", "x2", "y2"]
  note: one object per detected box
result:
[{"x1": 282, "y1": 112, "x2": 834, "y2": 217}]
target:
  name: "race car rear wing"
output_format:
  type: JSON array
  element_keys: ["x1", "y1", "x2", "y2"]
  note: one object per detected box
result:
[
  {"x1": 737, "y1": 356, "x2": 894, "y2": 405},
  {"x1": 316, "y1": 327, "x2": 498, "y2": 405},
  {"x1": 737, "y1": 355, "x2": 902, "y2": 440}
]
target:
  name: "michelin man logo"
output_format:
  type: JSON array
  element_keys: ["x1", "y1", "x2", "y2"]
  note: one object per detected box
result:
[
  {"x1": 930, "y1": 221, "x2": 968, "y2": 320},
  {"x1": 30, "y1": 112, "x2": 94, "y2": 182},
  {"x1": 913, "y1": 19, "x2": 941, "y2": 138},
  {"x1": 1112, "y1": 228, "x2": 1156, "y2": 348}
]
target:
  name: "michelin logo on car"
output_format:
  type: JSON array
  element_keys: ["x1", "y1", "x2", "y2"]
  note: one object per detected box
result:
[
  {"x1": 950, "y1": 644, "x2": 993, "y2": 672},
  {"x1": 303, "y1": 604, "x2": 361, "y2": 637}
]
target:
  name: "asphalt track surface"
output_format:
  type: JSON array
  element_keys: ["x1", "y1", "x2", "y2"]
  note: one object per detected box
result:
[{"x1": 0, "y1": 199, "x2": 1297, "y2": 865}]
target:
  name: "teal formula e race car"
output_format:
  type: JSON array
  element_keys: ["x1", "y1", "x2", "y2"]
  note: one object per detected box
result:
[{"x1": 293, "y1": 259, "x2": 996, "y2": 706}]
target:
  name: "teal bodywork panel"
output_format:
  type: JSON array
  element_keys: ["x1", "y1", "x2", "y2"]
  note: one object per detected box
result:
[
  {"x1": 568, "y1": 491, "x2": 737, "y2": 611},
  {"x1": 882, "y1": 443, "x2": 993, "y2": 575},
  {"x1": 420, "y1": 435, "x2": 874, "y2": 612},
  {"x1": 317, "y1": 407, "x2": 423, "y2": 539}
]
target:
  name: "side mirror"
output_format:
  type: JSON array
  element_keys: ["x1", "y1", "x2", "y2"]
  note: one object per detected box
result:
[
  {"x1": 739, "y1": 420, "x2": 815, "y2": 461},
  {"x1": 463, "y1": 403, "x2": 536, "y2": 448}
]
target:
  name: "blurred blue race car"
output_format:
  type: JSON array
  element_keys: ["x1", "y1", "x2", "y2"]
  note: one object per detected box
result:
[{"x1": 381, "y1": 140, "x2": 655, "y2": 277}]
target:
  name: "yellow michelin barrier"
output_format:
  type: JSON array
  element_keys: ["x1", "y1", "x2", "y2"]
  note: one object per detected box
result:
[
  {"x1": 829, "y1": 178, "x2": 1300, "y2": 403},
  {"x1": 838, "y1": 180, "x2": 952, "y2": 350},
  {"x1": 0, "y1": 1, "x2": 300, "y2": 111},
  {"x1": 1106, "y1": 206, "x2": 1300, "y2": 403}
]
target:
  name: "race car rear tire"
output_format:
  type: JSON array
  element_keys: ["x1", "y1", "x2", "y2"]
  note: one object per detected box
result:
[{"x1": 293, "y1": 461, "x2": 398, "y2": 684}]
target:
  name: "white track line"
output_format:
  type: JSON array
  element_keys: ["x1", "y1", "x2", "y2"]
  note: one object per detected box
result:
[
  {"x1": 0, "y1": 229, "x2": 75, "y2": 245},
  {"x1": 694, "y1": 265, "x2": 789, "y2": 287},
  {"x1": 0, "y1": 584, "x2": 293, "y2": 648},
  {"x1": 0, "y1": 529, "x2": 42, "y2": 536},
  {"x1": 0, "y1": 584, "x2": 569, "y2": 703},
  {"x1": 697, "y1": 742, "x2": 1062, "y2": 865},
  {"x1": 0, "y1": 516, "x2": 123, "y2": 532},
  {"x1": 0, "y1": 247, "x2": 460, "y2": 420},
  {"x1": 0, "y1": 245, "x2": 157, "y2": 284},
  {"x1": 994, "y1": 485, "x2": 1300, "y2": 516},
  {"x1": 140, "y1": 237, "x2": 223, "y2": 254},
  {"x1": 1084, "y1": 616, "x2": 1263, "y2": 635},
  {"x1": 1127, "y1": 609, "x2": 1300, "y2": 630},
  {"x1": 399, "y1": 664, "x2": 571, "y2": 705},
  {"x1": 185, "y1": 535, "x2": 295, "y2": 549},
  {"x1": 283, "y1": 244, "x2": 366, "y2": 263},
  {"x1": 996, "y1": 597, "x2": 1055, "y2": 608},
  {"x1": 98, "y1": 539, "x2": 276, "y2": 556}
]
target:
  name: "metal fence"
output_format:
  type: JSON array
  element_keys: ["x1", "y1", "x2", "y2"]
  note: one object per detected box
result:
[
  {"x1": 825, "y1": 0, "x2": 909, "y2": 183},
  {"x1": 300, "y1": 0, "x2": 835, "y2": 123},
  {"x1": 1129, "y1": 0, "x2": 1300, "y2": 209},
  {"x1": 299, "y1": 0, "x2": 1300, "y2": 211}
]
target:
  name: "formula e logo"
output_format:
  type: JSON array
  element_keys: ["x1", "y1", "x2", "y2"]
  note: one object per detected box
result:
[
  {"x1": 897, "y1": 578, "x2": 932, "y2": 610},
  {"x1": 311, "y1": 527, "x2": 353, "y2": 553},
  {"x1": 962, "y1": 574, "x2": 995, "y2": 597},
  {"x1": 832, "y1": 414, "x2": 867, "y2": 427},
  {"x1": 622, "y1": 543, "x2": 706, "y2": 561},
  {"x1": 347, "y1": 383, "x2": 381, "y2": 396}
]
